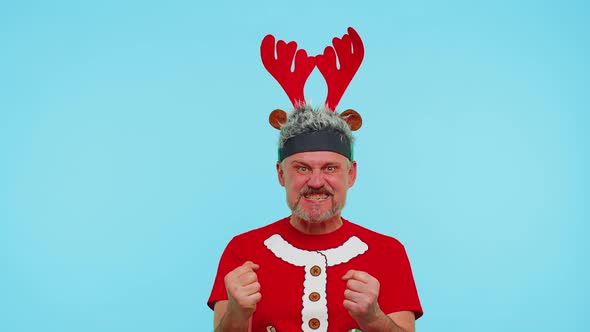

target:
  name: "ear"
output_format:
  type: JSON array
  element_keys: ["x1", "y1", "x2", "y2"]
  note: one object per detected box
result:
[
  {"x1": 348, "y1": 160, "x2": 357, "y2": 188},
  {"x1": 276, "y1": 162, "x2": 286, "y2": 186},
  {"x1": 269, "y1": 109, "x2": 287, "y2": 129},
  {"x1": 340, "y1": 109, "x2": 362, "y2": 131}
]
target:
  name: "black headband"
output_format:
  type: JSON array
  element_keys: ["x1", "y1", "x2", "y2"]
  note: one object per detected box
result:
[{"x1": 278, "y1": 129, "x2": 352, "y2": 162}]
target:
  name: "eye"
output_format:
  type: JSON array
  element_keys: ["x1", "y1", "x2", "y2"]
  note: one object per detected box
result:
[
  {"x1": 325, "y1": 165, "x2": 337, "y2": 172},
  {"x1": 297, "y1": 166, "x2": 309, "y2": 173}
]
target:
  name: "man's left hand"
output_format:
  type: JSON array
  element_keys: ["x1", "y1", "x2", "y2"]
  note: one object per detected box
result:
[{"x1": 342, "y1": 270, "x2": 386, "y2": 327}]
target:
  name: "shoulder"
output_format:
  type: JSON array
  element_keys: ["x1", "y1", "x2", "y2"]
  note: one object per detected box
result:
[
  {"x1": 217, "y1": 217, "x2": 291, "y2": 263},
  {"x1": 230, "y1": 217, "x2": 290, "y2": 244},
  {"x1": 344, "y1": 218, "x2": 406, "y2": 250}
]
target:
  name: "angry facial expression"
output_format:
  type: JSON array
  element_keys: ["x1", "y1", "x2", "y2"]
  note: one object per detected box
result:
[{"x1": 277, "y1": 151, "x2": 357, "y2": 223}]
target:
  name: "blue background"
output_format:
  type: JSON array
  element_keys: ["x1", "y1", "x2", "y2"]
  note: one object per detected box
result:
[{"x1": 1, "y1": 0, "x2": 588, "y2": 331}]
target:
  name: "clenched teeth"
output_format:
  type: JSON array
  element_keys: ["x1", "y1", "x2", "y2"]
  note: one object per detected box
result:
[{"x1": 304, "y1": 193, "x2": 329, "y2": 200}]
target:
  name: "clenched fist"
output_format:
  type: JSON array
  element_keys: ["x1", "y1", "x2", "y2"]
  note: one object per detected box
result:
[
  {"x1": 342, "y1": 270, "x2": 384, "y2": 327},
  {"x1": 224, "y1": 261, "x2": 262, "y2": 320}
]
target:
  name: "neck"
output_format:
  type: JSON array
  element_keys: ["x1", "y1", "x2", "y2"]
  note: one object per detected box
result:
[{"x1": 289, "y1": 214, "x2": 343, "y2": 235}]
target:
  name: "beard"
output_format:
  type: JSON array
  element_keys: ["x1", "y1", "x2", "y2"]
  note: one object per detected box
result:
[{"x1": 290, "y1": 186, "x2": 346, "y2": 223}]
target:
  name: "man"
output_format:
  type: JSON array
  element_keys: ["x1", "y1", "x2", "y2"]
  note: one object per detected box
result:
[{"x1": 207, "y1": 106, "x2": 423, "y2": 331}]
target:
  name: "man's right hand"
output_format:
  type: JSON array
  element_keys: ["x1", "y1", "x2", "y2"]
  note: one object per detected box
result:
[{"x1": 224, "y1": 261, "x2": 262, "y2": 321}]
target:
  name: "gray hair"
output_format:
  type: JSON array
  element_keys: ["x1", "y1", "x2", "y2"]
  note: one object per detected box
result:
[{"x1": 278, "y1": 105, "x2": 354, "y2": 150}]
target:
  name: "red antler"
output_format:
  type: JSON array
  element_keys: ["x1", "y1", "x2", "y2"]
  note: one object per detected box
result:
[
  {"x1": 315, "y1": 27, "x2": 364, "y2": 111},
  {"x1": 260, "y1": 34, "x2": 316, "y2": 108}
]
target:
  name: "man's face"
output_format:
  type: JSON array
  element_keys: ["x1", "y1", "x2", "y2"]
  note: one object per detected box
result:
[{"x1": 277, "y1": 151, "x2": 357, "y2": 223}]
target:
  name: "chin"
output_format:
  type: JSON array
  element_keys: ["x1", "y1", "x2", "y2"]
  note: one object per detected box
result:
[
  {"x1": 293, "y1": 207, "x2": 341, "y2": 223},
  {"x1": 290, "y1": 196, "x2": 345, "y2": 223}
]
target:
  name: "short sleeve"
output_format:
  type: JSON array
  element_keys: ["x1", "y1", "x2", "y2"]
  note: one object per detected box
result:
[
  {"x1": 207, "y1": 237, "x2": 244, "y2": 310},
  {"x1": 379, "y1": 242, "x2": 423, "y2": 319}
]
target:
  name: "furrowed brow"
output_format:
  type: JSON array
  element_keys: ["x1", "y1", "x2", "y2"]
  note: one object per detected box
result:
[{"x1": 290, "y1": 160, "x2": 310, "y2": 167}]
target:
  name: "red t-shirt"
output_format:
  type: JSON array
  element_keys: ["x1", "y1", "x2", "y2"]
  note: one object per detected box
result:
[{"x1": 208, "y1": 217, "x2": 423, "y2": 331}]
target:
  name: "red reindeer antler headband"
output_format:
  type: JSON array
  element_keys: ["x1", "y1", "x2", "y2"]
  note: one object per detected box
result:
[{"x1": 261, "y1": 27, "x2": 364, "y2": 131}]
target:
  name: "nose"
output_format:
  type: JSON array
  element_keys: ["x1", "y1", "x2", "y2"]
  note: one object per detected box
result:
[{"x1": 306, "y1": 171, "x2": 325, "y2": 188}]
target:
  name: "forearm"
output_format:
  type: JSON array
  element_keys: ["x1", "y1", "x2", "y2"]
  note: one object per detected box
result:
[
  {"x1": 213, "y1": 301, "x2": 252, "y2": 332},
  {"x1": 214, "y1": 310, "x2": 250, "y2": 332},
  {"x1": 359, "y1": 312, "x2": 413, "y2": 332}
]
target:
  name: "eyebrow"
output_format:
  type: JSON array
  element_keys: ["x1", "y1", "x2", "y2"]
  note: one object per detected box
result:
[
  {"x1": 289, "y1": 160, "x2": 310, "y2": 166},
  {"x1": 290, "y1": 160, "x2": 340, "y2": 167}
]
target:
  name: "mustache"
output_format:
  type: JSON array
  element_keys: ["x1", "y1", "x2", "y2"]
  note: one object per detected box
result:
[{"x1": 299, "y1": 186, "x2": 334, "y2": 196}]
